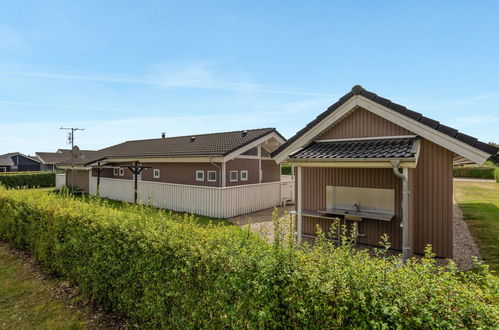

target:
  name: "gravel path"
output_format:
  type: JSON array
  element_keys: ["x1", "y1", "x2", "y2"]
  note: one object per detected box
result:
[
  {"x1": 452, "y1": 200, "x2": 481, "y2": 270},
  {"x1": 229, "y1": 206, "x2": 294, "y2": 241}
]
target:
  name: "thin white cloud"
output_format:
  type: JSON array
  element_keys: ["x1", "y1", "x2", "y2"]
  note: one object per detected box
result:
[
  {"x1": 0, "y1": 100, "x2": 144, "y2": 114},
  {"x1": 0, "y1": 69, "x2": 331, "y2": 97}
]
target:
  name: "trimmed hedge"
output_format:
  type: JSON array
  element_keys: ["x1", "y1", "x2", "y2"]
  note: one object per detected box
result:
[
  {"x1": 0, "y1": 188, "x2": 497, "y2": 328},
  {"x1": 453, "y1": 166, "x2": 495, "y2": 179},
  {"x1": 0, "y1": 172, "x2": 55, "y2": 188},
  {"x1": 281, "y1": 164, "x2": 292, "y2": 175},
  {"x1": 495, "y1": 168, "x2": 499, "y2": 183}
]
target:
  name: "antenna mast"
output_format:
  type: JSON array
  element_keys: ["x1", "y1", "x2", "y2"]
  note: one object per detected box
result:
[{"x1": 60, "y1": 127, "x2": 85, "y2": 193}]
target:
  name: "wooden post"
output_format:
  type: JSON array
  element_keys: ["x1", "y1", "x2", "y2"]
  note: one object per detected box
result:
[
  {"x1": 95, "y1": 162, "x2": 104, "y2": 197},
  {"x1": 125, "y1": 161, "x2": 150, "y2": 204},
  {"x1": 297, "y1": 166, "x2": 302, "y2": 243},
  {"x1": 133, "y1": 161, "x2": 138, "y2": 204},
  {"x1": 258, "y1": 145, "x2": 262, "y2": 183}
]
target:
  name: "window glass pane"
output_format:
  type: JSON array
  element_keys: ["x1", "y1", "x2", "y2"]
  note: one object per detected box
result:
[{"x1": 208, "y1": 171, "x2": 216, "y2": 181}]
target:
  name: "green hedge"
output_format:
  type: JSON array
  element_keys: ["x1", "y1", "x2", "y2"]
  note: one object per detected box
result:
[
  {"x1": 0, "y1": 188, "x2": 497, "y2": 328},
  {"x1": 453, "y1": 166, "x2": 495, "y2": 179},
  {"x1": 495, "y1": 168, "x2": 499, "y2": 183},
  {"x1": 281, "y1": 164, "x2": 292, "y2": 175},
  {"x1": 0, "y1": 172, "x2": 55, "y2": 188}
]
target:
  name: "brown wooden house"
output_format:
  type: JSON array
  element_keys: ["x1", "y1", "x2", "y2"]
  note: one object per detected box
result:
[
  {"x1": 272, "y1": 85, "x2": 498, "y2": 259},
  {"x1": 51, "y1": 128, "x2": 285, "y2": 194}
]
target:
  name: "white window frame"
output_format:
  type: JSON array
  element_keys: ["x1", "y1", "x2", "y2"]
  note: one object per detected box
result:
[
  {"x1": 229, "y1": 170, "x2": 238, "y2": 182},
  {"x1": 153, "y1": 169, "x2": 160, "y2": 179},
  {"x1": 240, "y1": 170, "x2": 248, "y2": 181},
  {"x1": 113, "y1": 168, "x2": 119, "y2": 176},
  {"x1": 207, "y1": 170, "x2": 217, "y2": 182},
  {"x1": 119, "y1": 168, "x2": 125, "y2": 176},
  {"x1": 196, "y1": 170, "x2": 205, "y2": 181}
]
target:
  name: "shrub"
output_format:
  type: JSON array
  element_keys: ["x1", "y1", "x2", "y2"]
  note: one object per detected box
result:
[
  {"x1": 453, "y1": 166, "x2": 495, "y2": 179},
  {"x1": 0, "y1": 172, "x2": 55, "y2": 188},
  {"x1": 495, "y1": 167, "x2": 499, "y2": 183},
  {"x1": 281, "y1": 164, "x2": 292, "y2": 175},
  {"x1": 0, "y1": 188, "x2": 497, "y2": 328}
]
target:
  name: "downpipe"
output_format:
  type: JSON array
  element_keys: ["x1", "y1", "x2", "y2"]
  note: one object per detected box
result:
[
  {"x1": 391, "y1": 160, "x2": 410, "y2": 263},
  {"x1": 209, "y1": 157, "x2": 222, "y2": 187}
]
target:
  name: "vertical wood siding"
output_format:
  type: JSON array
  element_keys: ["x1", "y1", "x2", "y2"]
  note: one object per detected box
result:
[
  {"x1": 319, "y1": 107, "x2": 412, "y2": 140},
  {"x1": 65, "y1": 170, "x2": 90, "y2": 193},
  {"x1": 410, "y1": 139, "x2": 454, "y2": 258},
  {"x1": 299, "y1": 107, "x2": 454, "y2": 258},
  {"x1": 301, "y1": 168, "x2": 403, "y2": 249}
]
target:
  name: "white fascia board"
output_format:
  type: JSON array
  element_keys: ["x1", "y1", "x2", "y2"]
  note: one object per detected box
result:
[
  {"x1": 290, "y1": 160, "x2": 417, "y2": 168},
  {"x1": 34, "y1": 153, "x2": 48, "y2": 164},
  {"x1": 273, "y1": 97, "x2": 358, "y2": 163},
  {"x1": 223, "y1": 132, "x2": 285, "y2": 162},
  {"x1": 273, "y1": 95, "x2": 490, "y2": 165},
  {"x1": 58, "y1": 165, "x2": 91, "y2": 170},
  {"x1": 356, "y1": 96, "x2": 491, "y2": 164}
]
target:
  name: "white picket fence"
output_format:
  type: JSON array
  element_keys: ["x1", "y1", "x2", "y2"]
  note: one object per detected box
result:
[
  {"x1": 55, "y1": 173, "x2": 66, "y2": 188},
  {"x1": 89, "y1": 177, "x2": 294, "y2": 218}
]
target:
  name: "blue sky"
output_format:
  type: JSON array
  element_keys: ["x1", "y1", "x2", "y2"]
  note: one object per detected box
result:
[{"x1": 1, "y1": 1, "x2": 498, "y2": 155}]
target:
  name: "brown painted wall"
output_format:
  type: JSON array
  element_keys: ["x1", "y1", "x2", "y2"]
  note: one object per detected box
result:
[
  {"x1": 261, "y1": 159, "x2": 280, "y2": 183},
  {"x1": 226, "y1": 158, "x2": 259, "y2": 186},
  {"x1": 319, "y1": 107, "x2": 411, "y2": 139},
  {"x1": 409, "y1": 139, "x2": 454, "y2": 258},
  {"x1": 66, "y1": 169, "x2": 89, "y2": 193},
  {"x1": 141, "y1": 162, "x2": 222, "y2": 187},
  {"x1": 300, "y1": 107, "x2": 454, "y2": 258},
  {"x1": 92, "y1": 158, "x2": 280, "y2": 187}
]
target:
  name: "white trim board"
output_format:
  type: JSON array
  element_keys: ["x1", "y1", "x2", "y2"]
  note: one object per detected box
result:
[
  {"x1": 224, "y1": 131, "x2": 285, "y2": 162},
  {"x1": 273, "y1": 95, "x2": 490, "y2": 165}
]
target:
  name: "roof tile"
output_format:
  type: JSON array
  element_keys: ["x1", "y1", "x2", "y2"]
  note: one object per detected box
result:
[
  {"x1": 437, "y1": 124, "x2": 458, "y2": 138},
  {"x1": 419, "y1": 116, "x2": 440, "y2": 129},
  {"x1": 291, "y1": 137, "x2": 418, "y2": 160}
]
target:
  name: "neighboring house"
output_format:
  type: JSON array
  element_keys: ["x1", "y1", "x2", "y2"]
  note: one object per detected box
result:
[
  {"x1": 53, "y1": 128, "x2": 285, "y2": 194},
  {"x1": 0, "y1": 152, "x2": 42, "y2": 172},
  {"x1": 36, "y1": 148, "x2": 96, "y2": 172},
  {"x1": 272, "y1": 85, "x2": 498, "y2": 259},
  {"x1": 37, "y1": 148, "x2": 98, "y2": 191}
]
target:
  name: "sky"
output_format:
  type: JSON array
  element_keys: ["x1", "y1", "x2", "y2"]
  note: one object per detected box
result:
[{"x1": 1, "y1": 1, "x2": 498, "y2": 155}]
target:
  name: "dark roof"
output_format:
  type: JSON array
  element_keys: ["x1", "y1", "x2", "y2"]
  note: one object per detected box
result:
[
  {"x1": 36, "y1": 149, "x2": 98, "y2": 165},
  {"x1": 79, "y1": 128, "x2": 284, "y2": 165},
  {"x1": 0, "y1": 153, "x2": 16, "y2": 166},
  {"x1": 0, "y1": 152, "x2": 40, "y2": 166},
  {"x1": 272, "y1": 85, "x2": 498, "y2": 157},
  {"x1": 291, "y1": 137, "x2": 418, "y2": 160}
]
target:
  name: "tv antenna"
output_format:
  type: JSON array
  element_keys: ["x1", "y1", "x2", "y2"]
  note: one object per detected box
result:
[{"x1": 60, "y1": 127, "x2": 85, "y2": 192}]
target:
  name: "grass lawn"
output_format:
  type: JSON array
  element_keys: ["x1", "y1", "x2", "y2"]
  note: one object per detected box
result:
[
  {"x1": 0, "y1": 243, "x2": 88, "y2": 329},
  {"x1": 454, "y1": 181, "x2": 499, "y2": 273}
]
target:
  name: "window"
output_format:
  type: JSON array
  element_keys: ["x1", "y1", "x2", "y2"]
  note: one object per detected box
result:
[
  {"x1": 230, "y1": 170, "x2": 238, "y2": 182},
  {"x1": 153, "y1": 169, "x2": 160, "y2": 179},
  {"x1": 196, "y1": 170, "x2": 204, "y2": 181},
  {"x1": 240, "y1": 170, "x2": 248, "y2": 181},
  {"x1": 113, "y1": 168, "x2": 119, "y2": 176},
  {"x1": 119, "y1": 168, "x2": 125, "y2": 176},
  {"x1": 207, "y1": 171, "x2": 217, "y2": 182}
]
